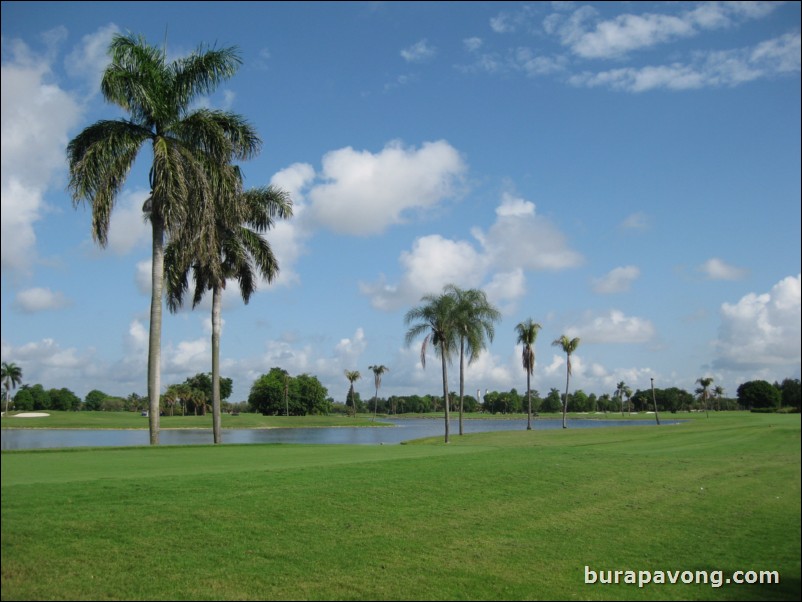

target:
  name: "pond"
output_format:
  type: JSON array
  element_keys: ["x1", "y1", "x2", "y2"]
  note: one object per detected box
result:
[{"x1": 0, "y1": 417, "x2": 676, "y2": 450}]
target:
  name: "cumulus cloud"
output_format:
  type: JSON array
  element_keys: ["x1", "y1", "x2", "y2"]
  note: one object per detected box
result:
[
  {"x1": 474, "y1": 193, "x2": 584, "y2": 272},
  {"x1": 713, "y1": 274, "x2": 801, "y2": 369},
  {"x1": 361, "y1": 192, "x2": 581, "y2": 311},
  {"x1": 593, "y1": 266, "x2": 640, "y2": 294},
  {"x1": 105, "y1": 189, "x2": 151, "y2": 255},
  {"x1": 307, "y1": 140, "x2": 466, "y2": 235},
  {"x1": 699, "y1": 258, "x2": 748, "y2": 281},
  {"x1": 265, "y1": 162, "x2": 316, "y2": 288},
  {"x1": 13, "y1": 287, "x2": 70, "y2": 313},
  {"x1": 1, "y1": 36, "x2": 83, "y2": 273},
  {"x1": 400, "y1": 39, "x2": 437, "y2": 63},
  {"x1": 360, "y1": 234, "x2": 485, "y2": 311},
  {"x1": 565, "y1": 310, "x2": 656, "y2": 344},
  {"x1": 63, "y1": 23, "x2": 118, "y2": 93}
]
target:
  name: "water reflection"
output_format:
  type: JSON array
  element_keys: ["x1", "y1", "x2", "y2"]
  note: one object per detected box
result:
[{"x1": 1, "y1": 417, "x2": 676, "y2": 450}]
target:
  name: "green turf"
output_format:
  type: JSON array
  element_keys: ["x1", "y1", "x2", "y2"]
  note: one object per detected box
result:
[{"x1": 2, "y1": 413, "x2": 799, "y2": 600}]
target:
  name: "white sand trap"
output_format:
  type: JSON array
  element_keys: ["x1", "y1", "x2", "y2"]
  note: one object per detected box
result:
[{"x1": 13, "y1": 412, "x2": 50, "y2": 418}]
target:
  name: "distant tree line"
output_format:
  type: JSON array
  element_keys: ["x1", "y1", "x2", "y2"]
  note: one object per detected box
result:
[{"x1": 5, "y1": 376, "x2": 800, "y2": 415}]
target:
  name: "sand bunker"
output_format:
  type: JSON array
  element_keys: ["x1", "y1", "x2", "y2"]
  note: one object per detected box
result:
[{"x1": 12, "y1": 412, "x2": 50, "y2": 418}]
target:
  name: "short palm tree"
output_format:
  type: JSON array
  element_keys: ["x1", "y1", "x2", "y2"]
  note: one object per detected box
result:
[
  {"x1": 696, "y1": 377, "x2": 713, "y2": 418},
  {"x1": 368, "y1": 365, "x2": 389, "y2": 422},
  {"x1": 444, "y1": 285, "x2": 501, "y2": 435},
  {"x1": 166, "y1": 185, "x2": 292, "y2": 444},
  {"x1": 713, "y1": 385, "x2": 725, "y2": 411},
  {"x1": 67, "y1": 33, "x2": 260, "y2": 445},
  {"x1": 404, "y1": 292, "x2": 458, "y2": 443},
  {"x1": 2, "y1": 362, "x2": 23, "y2": 415},
  {"x1": 515, "y1": 319, "x2": 542, "y2": 430},
  {"x1": 552, "y1": 335, "x2": 580, "y2": 428},
  {"x1": 614, "y1": 381, "x2": 632, "y2": 416},
  {"x1": 344, "y1": 370, "x2": 361, "y2": 417}
]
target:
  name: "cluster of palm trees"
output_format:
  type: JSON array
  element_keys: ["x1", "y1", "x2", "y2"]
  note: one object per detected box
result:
[
  {"x1": 67, "y1": 34, "x2": 291, "y2": 445},
  {"x1": 403, "y1": 285, "x2": 501, "y2": 443},
  {"x1": 2, "y1": 362, "x2": 23, "y2": 416}
]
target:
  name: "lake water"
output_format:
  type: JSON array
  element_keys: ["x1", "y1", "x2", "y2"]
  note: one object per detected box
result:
[{"x1": 0, "y1": 417, "x2": 674, "y2": 450}]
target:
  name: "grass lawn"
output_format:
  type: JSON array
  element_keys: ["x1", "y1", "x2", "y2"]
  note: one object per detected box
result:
[{"x1": 2, "y1": 413, "x2": 799, "y2": 600}]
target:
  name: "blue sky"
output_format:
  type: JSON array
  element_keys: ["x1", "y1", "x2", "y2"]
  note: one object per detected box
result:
[{"x1": 2, "y1": 1, "x2": 800, "y2": 405}]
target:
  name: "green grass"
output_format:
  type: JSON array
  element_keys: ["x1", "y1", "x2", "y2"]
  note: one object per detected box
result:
[
  {"x1": 2, "y1": 413, "x2": 799, "y2": 600},
  {"x1": 0, "y1": 410, "x2": 386, "y2": 430}
]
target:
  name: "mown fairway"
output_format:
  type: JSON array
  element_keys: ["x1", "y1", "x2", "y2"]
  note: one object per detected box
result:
[{"x1": 2, "y1": 413, "x2": 799, "y2": 600}]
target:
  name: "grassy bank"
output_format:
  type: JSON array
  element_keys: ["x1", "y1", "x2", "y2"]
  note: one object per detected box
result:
[
  {"x1": 2, "y1": 413, "x2": 799, "y2": 600},
  {"x1": 0, "y1": 411, "x2": 386, "y2": 430}
]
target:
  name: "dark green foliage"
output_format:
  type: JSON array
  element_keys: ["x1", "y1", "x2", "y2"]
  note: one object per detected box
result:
[
  {"x1": 779, "y1": 378, "x2": 801, "y2": 411},
  {"x1": 84, "y1": 389, "x2": 109, "y2": 411},
  {"x1": 12, "y1": 386, "x2": 34, "y2": 411},
  {"x1": 183, "y1": 372, "x2": 233, "y2": 402},
  {"x1": 248, "y1": 368, "x2": 329, "y2": 416},
  {"x1": 738, "y1": 380, "x2": 782, "y2": 410},
  {"x1": 540, "y1": 388, "x2": 563, "y2": 413}
]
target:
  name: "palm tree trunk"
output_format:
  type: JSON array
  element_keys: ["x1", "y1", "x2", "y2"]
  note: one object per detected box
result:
[
  {"x1": 372, "y1": 387, "x2": 378, "y2": 422},
  {"x1": 148, "y1": 216, "x2": 165, "y2": 445},
  {"x1": 348, "y1": 384, "x2": 355, "y2": 417},
  {"x1": 211, "y1": 285, "x2": 223, "y2": 444},
  {"x1": 562, "y1": 359, "x2": 570, "y2": 429},
  {"x1": 458, "y1": 339, "x2": 465, "y2": 436},
  {"x1": 441, "y1": 352, "x2": 450, "y2": 443},
  {"x1": 526, "y1": 372, "x2": 532, "y2": 430}
]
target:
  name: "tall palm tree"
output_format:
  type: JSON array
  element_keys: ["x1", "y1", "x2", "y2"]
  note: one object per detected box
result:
[
  {"x1": 405, "y1": 292, "x2": 458, "y2": 443},
  {"x1": 67, "y1": 33, "x2": 259, "y2": 445},
  {"x1": 368, "y1": 365, "x2": 389, "y2": 422},
  {"x1": 344, "y1": 370, "x2": 361, "y2": 417},
  {"x1": 552, "y1": 335, "x2": 580, "y2": 429},
  {"x1": 2, "y1": 362, "x2": 23, "y2": 415},
  {"x1": 166, "y1": 186, "x2": 292, "y2": 444},
  {"x1": 515, "y1": 319, "x2": 542, "y2": 431},
  {"x1": 696, "y1": 377, "x2": 713, "y2": 418},
  {"x1": 444, "y1": 285, "x2": 501, "y2": 436}
]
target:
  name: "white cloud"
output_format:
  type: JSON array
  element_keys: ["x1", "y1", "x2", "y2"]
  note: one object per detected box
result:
[
  {"x1": 699, "y1": 258, "x2": 748, "y2": 281},
  {"x1": 1, "y1": 37, "x2": 82, "y2": 273},
  {"x1": 593, "y1": 266, "x2": 640, "y2": 294},
  {"x1": 565, "y1": 310, "x2": 656, "y2": 344},
  {"x1": 106, "y1": 189, "x2": 151, "y2": 255},
  {"x1": 361, "y1": 234, "x2": 485, "y2": 311},
  {"x1": 484, "y1": 269, "x2": 527, "y2": 314},
  {"x1": 474, "y1": 193, "x2": 584, "y2": 272},
  {"x1": 400, "y1": 39, "x2": 437, "y2": 63},
  {"x1": 13, "y1": 287, "x2": 70, "y2": 313},
  {"x1": 548, "y1": 2, "x2": 784, "y2": 59},
  {"x1": 463, "y1": 37, "x2": 483, "y2": 52},
  {"x1": 307, "y1": 140, "x2": 466, "y2": 235},
  {"x1": 362, "y1": 192, "x2": 581, "y2": 311},
  {"x1": 265, "y1": 162, "x2": 316, "y2": 287},
  {"x1": 713, "y1": 274, "x2": 801, "y2": 369},
  {"x1": 135, "y1": 260, "x2": 152, "y2": 295},
  {"x1": 620, "y1": 212, "x2": 651, "y2": 231},
  {"x1": 568, "y1": 12, "x2": 695, "y2": 59},
  {"x1": 63, "y1": 23, "x2": 118, "y2": 93},
  {"x1": 569, "y1": 33, "x2": 800, "y2": 92}
]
